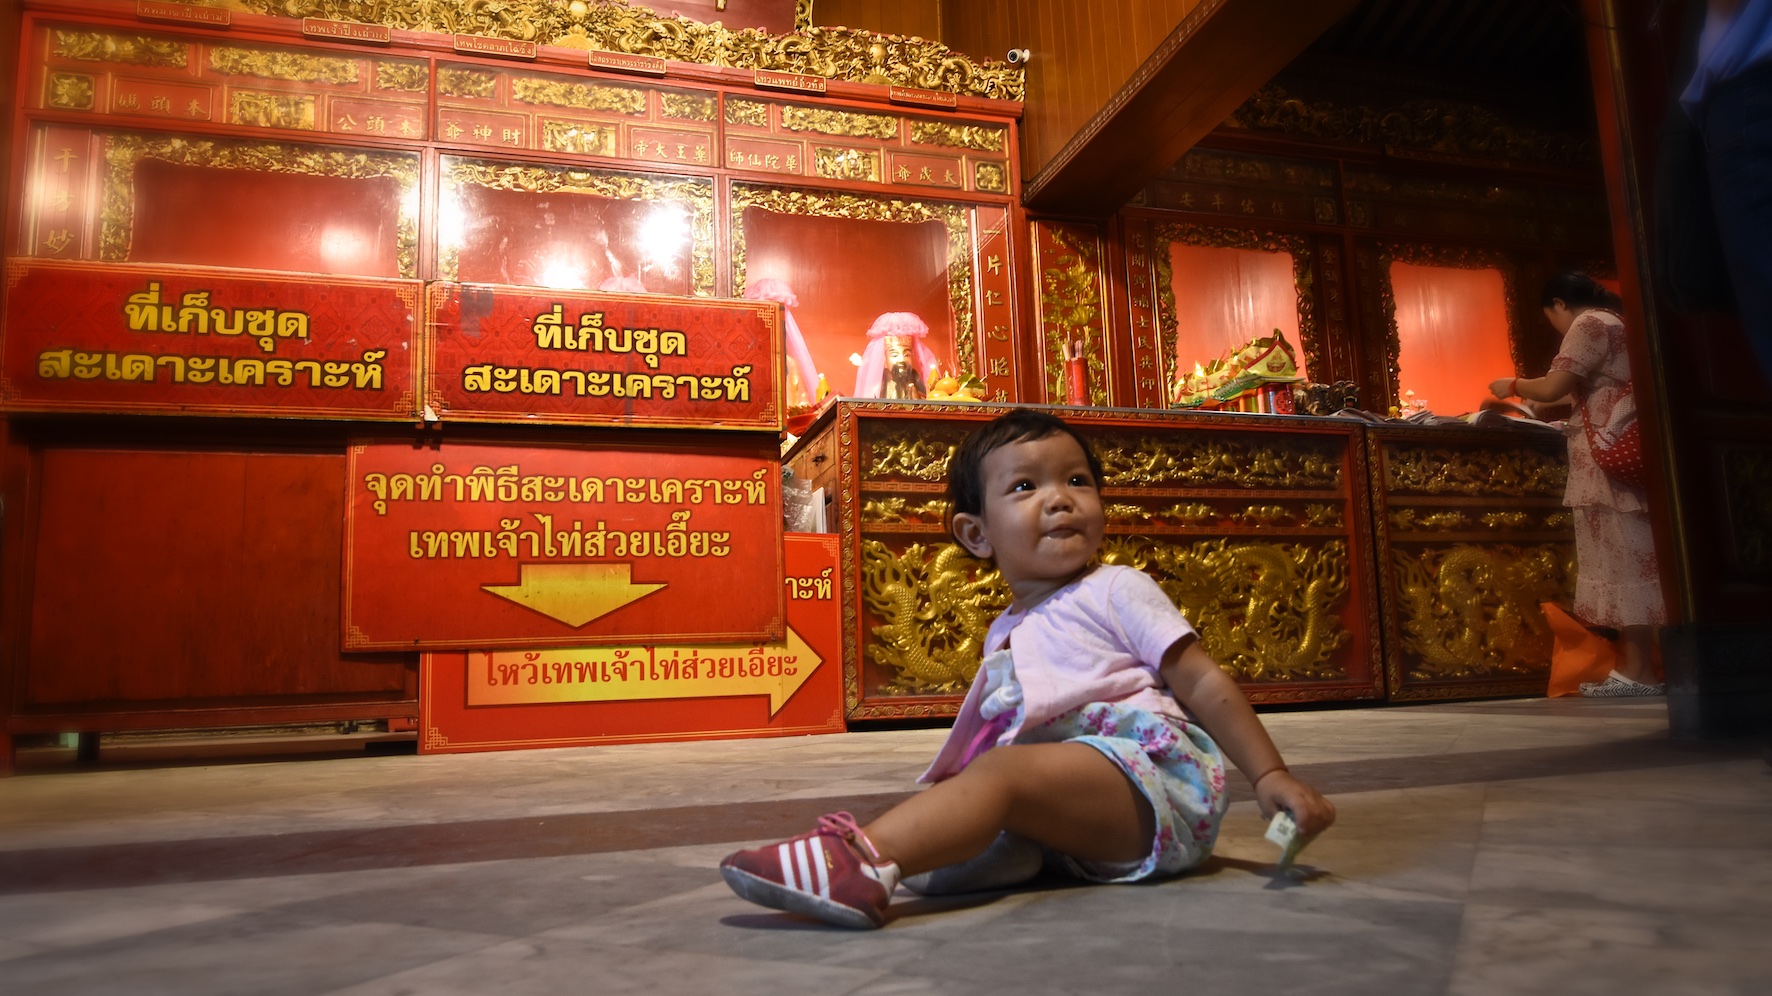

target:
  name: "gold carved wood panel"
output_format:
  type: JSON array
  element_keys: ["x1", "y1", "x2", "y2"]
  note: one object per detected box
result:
[
  {"x1": 1149, "y1": 222, "x2": 1321, "y2": 405},
  {"x1": 1121, "y1": 222, "x2": 1165, "y2": 409},
  {"x1": 722, "y1": 97, "x2": 1012, "y2": 196},
  {"x1": 38, "y1": 23, "x2": 430, "y2": 140},
  {"x1": 95, "y1": 130, "x2": 422, "y2": 278},
  {"x1": 1352, "y1": 240, "x2": 1531, "y2": 413},
  {"x1": 437, "y1": 157, "x2": 717, "y2": 296},
  {"x1": 435, "y1": 63, "x2": 720, "y2": 173},
  {"x1": 728, "y1": 183, "x2": 980, "y2": 376},
  {"x1": 810, "y1": 401, "x2": 1383, "y2": 721},
  {"x1": 218, "y1": 0, "x2": 1023, "y2": 100},
  {"x1": 1031, "y1": 221, "x2": 1109, "y2": 407},
  {"x1": 1368, "y1": 425, "x2": 1576, "y2": 700}
]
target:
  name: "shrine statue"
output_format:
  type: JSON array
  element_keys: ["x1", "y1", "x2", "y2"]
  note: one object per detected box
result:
[
  {"x1": 743, "y1": 277, "x2": 821, "y2": 408},
  {"x1": 853, "y1": 312, "x2": 939, "y2": 399}
]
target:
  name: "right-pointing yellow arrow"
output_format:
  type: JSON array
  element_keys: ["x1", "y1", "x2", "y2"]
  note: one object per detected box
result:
[
  {"x1": 471, "y1": 626, "x2": 825, "y2": 717},
  {"x1": 481, "y1": 563, "x2": 665, "y2": 628}
]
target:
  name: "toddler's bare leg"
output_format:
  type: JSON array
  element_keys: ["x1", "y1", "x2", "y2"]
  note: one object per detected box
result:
[{"x1": 863, "y1": 743, "x2": 1154, "y2": 876}]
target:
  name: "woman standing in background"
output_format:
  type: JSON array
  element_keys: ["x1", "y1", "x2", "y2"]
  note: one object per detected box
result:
[{"x1": 1490, "y1": 272, "x2": 1668, "y2": 696}]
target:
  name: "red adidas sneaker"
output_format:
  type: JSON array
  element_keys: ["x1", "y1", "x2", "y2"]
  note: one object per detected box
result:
[{"x1": 719, "y1": 811, "x2": 896, "y2": 928}]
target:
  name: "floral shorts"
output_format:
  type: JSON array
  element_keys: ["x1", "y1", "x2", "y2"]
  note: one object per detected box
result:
[{"x1": 1017, "y1": 701, "x2": 1229, "y2": 882}]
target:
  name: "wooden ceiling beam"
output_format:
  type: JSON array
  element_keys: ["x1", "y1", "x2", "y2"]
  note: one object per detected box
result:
[{"x1": 1022, "y1": 0, "x2": 1366, "y2": 215}]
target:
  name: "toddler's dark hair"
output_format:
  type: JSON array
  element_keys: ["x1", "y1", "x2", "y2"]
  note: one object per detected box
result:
[
  {"x1": 946, "y1": 409, "x2": 1105, "y2": 528},
  {"x1": 1541, "y1": 271, "x2": 1624, "y2": 312}
]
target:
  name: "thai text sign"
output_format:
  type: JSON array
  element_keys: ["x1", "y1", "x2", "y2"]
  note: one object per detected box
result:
[
  {"x1": 418, "y1": 534, "x2": 844, "y2": 754},
  {"x1": 427, "y1": 283, "x2": 782, "y2": 430},
  {"x1": 0, "y1": 259, "x2": 421, "y2": 419},
  {"x1": 344, "y1": 437, "x2": 784, "y2": 649},
  {"x1": 470, "y1": 627, "x2": 820, "y2": 713}
]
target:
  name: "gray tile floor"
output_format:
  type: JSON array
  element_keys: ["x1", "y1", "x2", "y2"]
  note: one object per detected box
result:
[{"x1": 1, "y1": 698, "x2": 1769, "y2": 995}]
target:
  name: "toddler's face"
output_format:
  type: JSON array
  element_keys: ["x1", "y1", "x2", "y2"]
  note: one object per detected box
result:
[{"x1": 953, "y1": 432, "x2": 1104, "y2": 604}]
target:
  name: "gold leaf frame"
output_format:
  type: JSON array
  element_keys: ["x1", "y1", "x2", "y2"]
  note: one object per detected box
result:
[
  {"x1": 217, "y1": 0, "x2": 1023, "y2": 100},
  {"x1": 729, "y1": 183, "x2": 977, "y2": 375},
  {"x1": 1371, "y1": 242, "x2": 1526, "y2": 411},
  {"x1": 1036, "y1": 222, "x2": 1108, "y2": 405},
  {"x1": 99, "y1": 133, "x2": 420, "y2": 277},
  {"x1": 1151, "y1": 223, "x2": 1320, "y2": 401},
  {"x1": 439, "y1": 158, "x2": 716, "y2": 295}
]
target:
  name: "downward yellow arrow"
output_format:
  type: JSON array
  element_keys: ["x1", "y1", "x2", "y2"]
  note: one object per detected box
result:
[
  {"x1": 481, "y1": 563, "x2": 665, "y2": 627},
  {"x1": 472, "y1": 626, "x2": 824, "y2": 717}
]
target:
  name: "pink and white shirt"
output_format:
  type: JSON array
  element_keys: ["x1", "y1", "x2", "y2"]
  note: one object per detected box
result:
[{"x1": 919, "y1": 565, "x2": 1196, "y2": 783}]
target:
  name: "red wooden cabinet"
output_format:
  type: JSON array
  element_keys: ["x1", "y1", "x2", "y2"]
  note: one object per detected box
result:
[{"x1": 786, "y1": 400, "x2": 1386, "y2": 720}]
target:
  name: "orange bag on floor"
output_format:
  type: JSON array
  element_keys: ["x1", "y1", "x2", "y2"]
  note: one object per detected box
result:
[{"x1": 1543, "y1": 602, "x2": 1617, "y2": 697}]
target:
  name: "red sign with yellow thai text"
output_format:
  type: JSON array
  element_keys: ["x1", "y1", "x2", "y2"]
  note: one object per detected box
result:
[
  {"x1": 344, "y1": 435, "x2": 784, "y2": 650},
  {"x1": 0, "y1": 259, "x2": 421, "y2": 419},
  {"x1": 426, "y1": 283, "x2": 782, "y2": 430},
  {"x1": 419, "y1": 534, "x2": 844, "y2": 753}
]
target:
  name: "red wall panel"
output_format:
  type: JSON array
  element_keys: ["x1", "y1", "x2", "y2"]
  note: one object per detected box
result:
[{"x1": 26, "y1": 446, "x2": 409, "y2": 707}]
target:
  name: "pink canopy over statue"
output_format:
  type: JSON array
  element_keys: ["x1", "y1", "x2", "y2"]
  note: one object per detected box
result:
[
  {"x1": 743, "y1": 277, "x2": 822, "y2": 407},
  {"x1": 853, "y1": 311, "x2": 939, "y2": 399}
]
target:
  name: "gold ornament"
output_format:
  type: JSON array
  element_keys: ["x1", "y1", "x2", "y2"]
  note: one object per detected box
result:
[
  {"x1": 209, "y1": 46, "x2": 361, "y2": 84},
  {"x1": 53, "y1": 29, "x2": 188, "y2": 68},
  {"x1": 1099, "y1": 536, "x2": 1352, "y2": 682},
  {"x1": 861, "y1": 541, "x2": 1009, "y2": 695},
  {"x1": 1384, "y1": 444, "x2": 1566, "y2": 497},
  {"x1": 1392, "y1": 544, "x2": 1573, "y2": 679},
  {"x1": 217, "y1": 0, "x2": 1023, "y2": 99}
]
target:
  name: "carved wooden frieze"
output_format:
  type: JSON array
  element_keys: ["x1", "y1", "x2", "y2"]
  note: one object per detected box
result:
[
  {"x1": 798, "y1": 402, "x2": 1384, "y2": 720},
  {"x1": 1368, "y1": 424, "x2": 1575, "y2": 701}
]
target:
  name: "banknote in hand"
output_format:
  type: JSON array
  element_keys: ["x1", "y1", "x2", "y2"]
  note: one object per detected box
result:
[{"x1": 1265, "y1": 810, "x2": 1313, "y2": 871}]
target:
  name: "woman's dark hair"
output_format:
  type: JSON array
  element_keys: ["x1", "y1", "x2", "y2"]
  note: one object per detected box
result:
[
  {"x1": 946, "y1": 409, "x2": 1105, "y2": 527},
  {"x1": 1541, "y1": 271, "x2": 1624, "y2": 312}
]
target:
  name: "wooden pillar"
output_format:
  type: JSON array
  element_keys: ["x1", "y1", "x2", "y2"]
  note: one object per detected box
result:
[{"x1": 1582, "y1": 0, "x2": 1772, "y2": 738}]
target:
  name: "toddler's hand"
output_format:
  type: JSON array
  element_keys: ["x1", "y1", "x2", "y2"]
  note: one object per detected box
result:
[{"x1": 1256, "y1": 770, "x2": 1336, "y2": 837}]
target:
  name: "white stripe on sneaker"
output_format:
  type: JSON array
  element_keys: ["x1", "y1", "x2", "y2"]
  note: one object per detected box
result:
[
  {"x1": 794, "y1": 839, "x2": 813, "y2": 895},
  {"x1": 777, "y1": 843, "x2": 797, "y2": 891},
  {"x1": 811, "y1": 836, "x2": 831, "y2": 899}
]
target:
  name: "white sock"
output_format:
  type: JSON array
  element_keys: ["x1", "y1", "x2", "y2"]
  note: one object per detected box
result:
[{"x1": 870, "y1": 860, "x2": 902, "y2": 894}]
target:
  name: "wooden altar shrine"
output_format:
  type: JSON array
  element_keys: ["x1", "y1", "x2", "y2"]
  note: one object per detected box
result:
[{"x1": 0, "y1": 0, "x2": 1607, "y2": 769}]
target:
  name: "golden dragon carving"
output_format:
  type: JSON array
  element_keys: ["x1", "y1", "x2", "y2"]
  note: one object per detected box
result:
[
  {"x1": 861, "y1": 541, "x2": 1009, "y2": 695},
  {"x1": 1393, "y1": 544, "x2": 1572, "y2": 679}
]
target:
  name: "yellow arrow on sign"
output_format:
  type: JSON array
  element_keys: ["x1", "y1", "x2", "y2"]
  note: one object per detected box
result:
[
  {"x1": 472, "y1": 626, "x2": 824, "y2": 717},
  {"x1": 481, "y1": 563, "x2": 666, "y2": 627}
]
